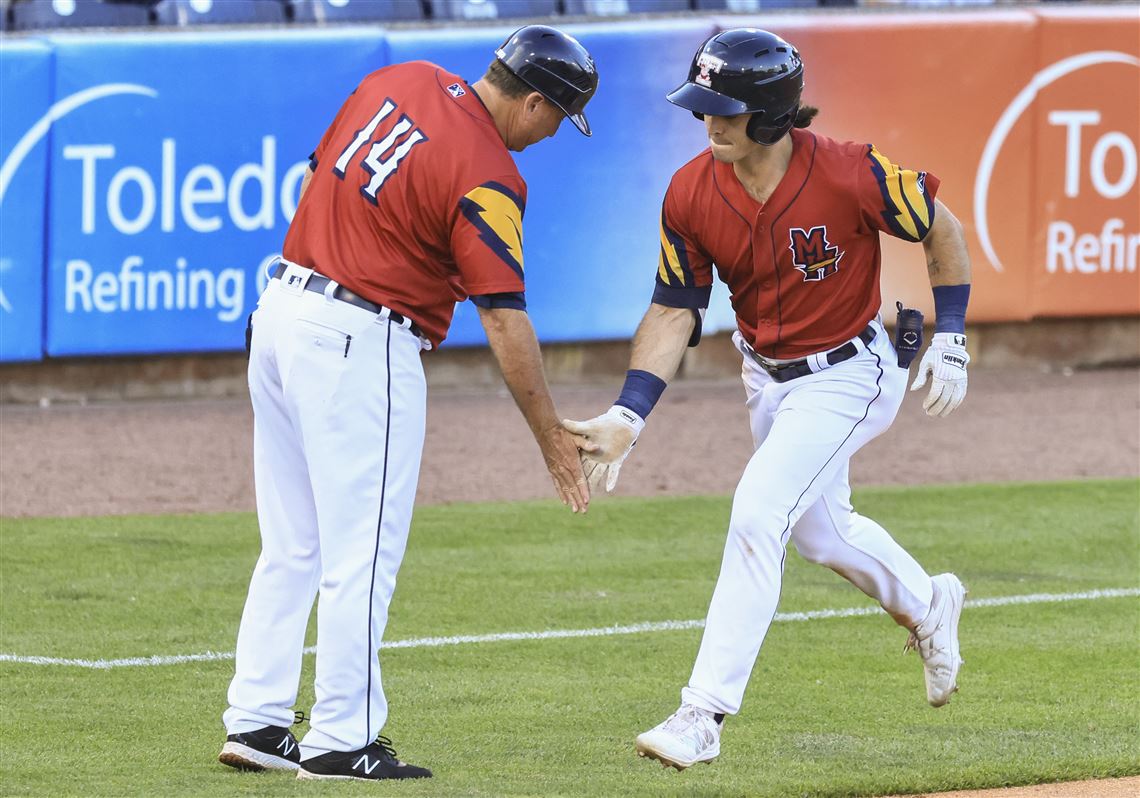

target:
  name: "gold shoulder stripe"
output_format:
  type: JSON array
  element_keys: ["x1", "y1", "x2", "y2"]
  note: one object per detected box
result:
[
  {"x1": 899, "y1": 170, "x2": 931, "y2": 230},
  {"x1": 868, "y1": 146, "x2": 920, "y2": 240},
  {"x1": 659, "y1": 219, "x2": 686, "y2": 285},
  {"x1": 461, "y1": 184, "x2": 524, "y2": 275}
]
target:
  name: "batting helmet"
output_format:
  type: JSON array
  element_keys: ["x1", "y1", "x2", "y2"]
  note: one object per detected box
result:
[
  {"x1": 495, "y1": 25, "x2": 599, "y2": 137},
  {"x1": 667, "y1": 29, "x2": 804, "y2": 146}
]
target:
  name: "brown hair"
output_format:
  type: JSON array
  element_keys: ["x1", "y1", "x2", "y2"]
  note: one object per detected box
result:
[
  {"x1": 483, "y1": 59, "x2": 533, "y2": 99},
  {"x1": 793, "y1": 104, "x2": 819, "y2": 129}
]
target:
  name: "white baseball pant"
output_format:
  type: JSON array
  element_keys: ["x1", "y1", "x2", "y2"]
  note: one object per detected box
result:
[
  {"x1": 223, "y1": 264, "x2": 426, "y2": 759},
  {"x1": 682, "y1": 321, "x2": 935, "y2": 715}
]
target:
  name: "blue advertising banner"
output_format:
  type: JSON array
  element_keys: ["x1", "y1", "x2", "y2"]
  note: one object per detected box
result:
[
  {"x1": 386, "y1": 21, "x2": 717, "y2": 347},
  {"x1": 0, "y1": 40, "x2": 52, "y2": 362},
  {"x1": 43, "y1": 30, "x2": 387, "y2": 356}
]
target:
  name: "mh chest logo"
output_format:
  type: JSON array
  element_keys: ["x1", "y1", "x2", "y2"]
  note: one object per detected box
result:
[{"x1": 788, "y1": 225, "x2": 844, "y2": 282}]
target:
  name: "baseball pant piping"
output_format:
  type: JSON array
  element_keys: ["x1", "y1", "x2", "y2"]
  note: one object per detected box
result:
[{"x1": 364, "y1": 320, "x2": 393, "y2": 745}]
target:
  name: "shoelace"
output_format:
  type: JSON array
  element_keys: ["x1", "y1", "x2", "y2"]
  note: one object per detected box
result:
[
  {"x1": 374, "y1": 735, "x2": 398, "y2": 760},
  {"x1": 663, "y1": 706, "x2": 711, "y2": 735},
  {"x1": 902, "y1": 632, "x2": 919, "y2": 655},
  {"x1": 293, "y1": 711, "x2": 310, "y2": 725}
]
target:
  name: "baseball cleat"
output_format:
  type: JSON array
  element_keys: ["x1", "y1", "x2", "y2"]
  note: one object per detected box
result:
[
  {"x1": 218, "y1": 725, "x2": 301, "y2": 771},
  {"x1": 297, "y1": 736, "x2": 431, "y2": 781},
  {"x1": 635, "y1": 704, "x2": 722, "y2": 770},
  {"x1": 905, "y1": 572, "x2": 967, "y2": 707}
]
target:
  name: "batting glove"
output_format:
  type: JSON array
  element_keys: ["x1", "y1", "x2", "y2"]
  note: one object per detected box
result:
[
  {"x1": 561, "y1": 405, "x2": 644, "y2": 494},
  {"x1": 910, "y1": 332, "x2": 970, "y2": 417}
]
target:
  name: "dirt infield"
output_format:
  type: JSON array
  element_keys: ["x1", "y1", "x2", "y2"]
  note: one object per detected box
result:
[
  {"x1": 882, "y1": 775, "x2": 1140, "y2": 798},
  {"x1": 1, "y1": 366, "x2": 1137, "y2": 518}
]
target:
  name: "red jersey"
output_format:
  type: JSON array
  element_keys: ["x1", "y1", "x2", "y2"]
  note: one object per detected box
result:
[
  {"x1": 283, "y1": 62, "x2": 527, "y2": 347},
  {"x1": 654, "y1": 128, "x2": 940, "y2": 359}
]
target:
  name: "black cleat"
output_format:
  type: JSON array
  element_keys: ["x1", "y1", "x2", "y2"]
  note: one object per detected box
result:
[
  {"x1": 297, "y1": 736, "x2": 432, "y2": 781},
  {"x1": 218, "y1": 725, "x2": 301, "y2": 772}
]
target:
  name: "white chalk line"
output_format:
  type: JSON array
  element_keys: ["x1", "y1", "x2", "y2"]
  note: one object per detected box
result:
[{"x1": 2, "y1": 587, "x2": 1136, "y2": 671}]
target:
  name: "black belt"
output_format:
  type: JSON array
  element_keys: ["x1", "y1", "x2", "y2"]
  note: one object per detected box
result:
[
  {"x1": 272, "y1": 262, "x2": 423, "y2": 338},
  {"x1": 746, "y1": 325, "x2": 877, "y2": 383}
]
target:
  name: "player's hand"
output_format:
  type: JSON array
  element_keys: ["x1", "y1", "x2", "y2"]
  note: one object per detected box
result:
[
  {"x1": 562, "y1": 406, "x2": 644, "y2": 494},
  {"x1": 910, "y1": 332, "x2": 969, "y2": 417},
  {"x1": 539, "y1": 423, "x2": 590, "y2": 513}
]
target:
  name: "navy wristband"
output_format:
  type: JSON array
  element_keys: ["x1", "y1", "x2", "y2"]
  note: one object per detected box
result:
[
  {"x1": 932, "y1": 284, "x2": 970, "y2": 334},
  {"x1": 615, "y1": 369, "x2": 667, "y2": 420}
]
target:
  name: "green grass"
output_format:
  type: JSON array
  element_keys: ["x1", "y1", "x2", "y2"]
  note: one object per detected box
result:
[{"x1": 1, "y1": 479, "x2": 1138, "y2": 797}]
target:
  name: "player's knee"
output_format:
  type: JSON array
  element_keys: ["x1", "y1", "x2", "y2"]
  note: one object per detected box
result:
[{"x1": 791, "y1": 536, "x2": 836, "y2": 565}]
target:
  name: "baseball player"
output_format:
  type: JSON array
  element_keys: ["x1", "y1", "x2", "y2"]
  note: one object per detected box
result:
[
  {"x1": 564, "y1": 29, "x2": 972, "y2": 771},
  {"x1": 218, "y1": 26, "x2": 598, "y2": 781}
]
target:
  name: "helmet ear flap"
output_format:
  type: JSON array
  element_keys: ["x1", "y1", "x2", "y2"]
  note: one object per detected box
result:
[
  {"x1": 745, "y1": 113, "x2": 765, "y2": 143},
  {"x1": 692, "y1": 110, "x2": 705, "y2": 121},
  {"x1": 746, "y1": 107, "x2": 797, "y2": 146}
]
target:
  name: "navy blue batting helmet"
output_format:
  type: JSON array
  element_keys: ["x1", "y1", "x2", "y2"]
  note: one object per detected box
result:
[
  {"x1": 667, "y1": 29, "x2": 804, "y2": 146},
  {"x1": 495, "y1": 25, "x2": 599, "y2": 137}
]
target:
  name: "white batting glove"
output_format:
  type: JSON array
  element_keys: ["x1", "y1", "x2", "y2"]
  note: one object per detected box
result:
[
  {"x1": 910, "y1": 332, "x2": 970, "y2": 417},
  {"x1": 561, "y1": 406, "x2": 644, "y2": 494}
]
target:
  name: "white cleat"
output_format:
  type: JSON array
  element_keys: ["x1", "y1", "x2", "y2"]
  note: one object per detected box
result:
[
  {"x1": 635, "y1": 704, "x2": 722, "y2": 771},
  {"x1": 906, "y1": 572, "x2": 967, "y2": 707}
]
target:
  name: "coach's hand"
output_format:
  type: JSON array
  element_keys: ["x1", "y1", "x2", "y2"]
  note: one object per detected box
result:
[
  {"x1": 539, "y1": 424, "x2": 591, "y2": 513},
  {"x1": 910, "y1": 332, "x2": 970, "y2": 418},
  {"x1": 562, "y1": 406, "x2": 644, "y2": 494}
]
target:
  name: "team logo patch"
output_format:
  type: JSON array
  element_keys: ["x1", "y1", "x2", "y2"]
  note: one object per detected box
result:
[
  {"x1": 447, "y1": 82, "x2": 466, "y2": 98},
  {"x1": 788, "y1": 225, "x2": 844, "y2": 282},
  {"x1": 695, "y1": 53, "x2": 725, "y2": 87}
]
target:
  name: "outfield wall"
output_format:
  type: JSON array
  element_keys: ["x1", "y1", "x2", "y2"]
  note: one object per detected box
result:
[{"x1": 0, "y1": 8, "x2": 1137, "y2": 363}]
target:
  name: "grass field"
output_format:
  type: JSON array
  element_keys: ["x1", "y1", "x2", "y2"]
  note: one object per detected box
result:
[{"x1": 1, "y1": 479, "x2": 1138, "y2": 797}]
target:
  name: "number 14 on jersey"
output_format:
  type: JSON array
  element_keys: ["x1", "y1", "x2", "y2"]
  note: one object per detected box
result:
[{"x1": 333, "y1": 99, "x2": 427, "y2": 204}]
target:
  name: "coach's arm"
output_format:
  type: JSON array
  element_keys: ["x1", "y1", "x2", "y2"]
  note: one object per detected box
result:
[{"x1": 477, "y1": 306, "x2": 590, "y2": 513}]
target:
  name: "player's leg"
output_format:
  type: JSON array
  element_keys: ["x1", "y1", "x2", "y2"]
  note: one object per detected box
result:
[
  {"x1": 684, "y1": 325, "x2": 905, "y2": 716},
  {"x1": 222, "y1": 287, "x2": 320, "y2": 770},
  {"x1": 790, "y1": 464, "x2": 933, "y2": 630},
  {"x1": 790, "y1": 477, "x2": 965, "y2": 706},
  {"x1": 281, "y1": 297, "x2": 428, "y2": 772},
  {"x1": 637, "y1": 329, "x2": 899, "y2": 768}
]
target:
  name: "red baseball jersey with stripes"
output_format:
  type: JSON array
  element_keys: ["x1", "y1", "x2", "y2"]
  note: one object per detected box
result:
[
  {"x1": 283, "y1": 61, "x2": 527, "y2": 347},
  {"x1": 654, "y1": 128, "x2": 940, "y2": 359}
]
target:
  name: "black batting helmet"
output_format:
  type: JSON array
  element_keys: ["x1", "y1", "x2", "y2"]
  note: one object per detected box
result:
[
  {"x1": 667, "y1": 29, "x2": 804, "y2": 146},
  {"x1": 495, "y1": 25, "x2": 599, "y2": 137}
]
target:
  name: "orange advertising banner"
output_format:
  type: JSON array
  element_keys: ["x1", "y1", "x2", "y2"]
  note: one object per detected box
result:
[
  {"x1": 1027, "y1": 8, "x2": 1140, "y2": 317},
  {"x1": 719, "y1": 8, "x2": 1139, "y2": 322}
]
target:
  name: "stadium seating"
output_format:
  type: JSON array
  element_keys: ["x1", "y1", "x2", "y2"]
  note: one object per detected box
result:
[
  {"x1": 562, "y1": 0, "x2": 690, "y2": 14},
  {"x1": 11, "y1": 0, "x2": 152, "y2": 29},
  {"x1": 433, "y1": 0, "x2": 558, "y2": 21},
  {"x1": 152, "y1": 0, "x2": 286, "y2": 25},
  {"x1": 288, "y1": 0, "x2": 424, "y2": 23},
  {"x1": 693, "y1": 0, "x2": 820, "y2": 9}
]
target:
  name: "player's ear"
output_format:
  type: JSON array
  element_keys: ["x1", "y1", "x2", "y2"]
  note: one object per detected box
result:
[{"x1": 524, "y1": 91, "x2": 546, "y2": 117}]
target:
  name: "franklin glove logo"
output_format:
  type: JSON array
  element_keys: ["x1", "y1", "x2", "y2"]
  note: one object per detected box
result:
[{"x1": 788, "y1": 225, "x2": 844, "y2": 282}]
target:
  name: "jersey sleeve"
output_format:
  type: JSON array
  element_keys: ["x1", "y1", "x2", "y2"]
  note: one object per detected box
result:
[
  {"x1": 652, "y1": 180, "x2": 714, "y2": 309},
  {"x1": 859, "y1": 144, "x2": 940, "y2": 242},
  {"x1": 451, "y1": 176, "x2": 527, "y2": 297}
]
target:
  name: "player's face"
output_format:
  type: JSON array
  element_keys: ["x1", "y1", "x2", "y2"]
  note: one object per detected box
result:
[{"x1": 704, "y1": 113, "x2": 758, "y2": 162}]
